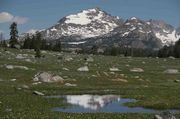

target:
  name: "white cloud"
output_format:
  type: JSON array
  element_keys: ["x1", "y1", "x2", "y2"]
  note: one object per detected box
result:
[{"x1": 0, "y1": 12, "x2": 29, "y2": 24}]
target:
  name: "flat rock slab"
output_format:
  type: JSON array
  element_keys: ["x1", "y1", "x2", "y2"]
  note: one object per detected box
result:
[
  {"x1": 77, "y1": 66, "x2": 89, "y2": 72},
  {"x1": 130, "y1": 68, "x2": 144, "y2": 73},
  {"x1": 109, "y1": 67, "x2": 120, "y2": 72},
  {"x1": 5, "y1": 65, "x2": 29, "y2": 70},
  {"x1": 164, "y1": 69, "x2": 179, "y2": 74},
  {"x1": 65, "y1": 83, "x2": 77, "y2": 87},
  {"x1": 33, "y1": 91, "x2": 45, "y2": 96}
]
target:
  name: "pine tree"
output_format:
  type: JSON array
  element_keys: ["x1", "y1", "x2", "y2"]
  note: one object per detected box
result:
[
  {"x1": 35, "y1": 32, "x2": 42, "y2": 58},
  {"x1": 2, "y1": 40, "x2": 7, "y2": 48},
  {"x1": 53, "y1": 40, "x2": 61, "y2": 52},
  {"x1": 174, "y1": 39, "x2": 180, "y2": 58},
  {"x1": 9, "y1": 22, "x2": 18, "y2": 48},
  {"x1": 23, "y1": 35, "x2": 31, "y2": 49},
  {"x1": 41, "y1": 39, "x2": 47, "y2": 50},
  {"x1": 30, "y1": 35, "x2": 36, "y2": 49}
]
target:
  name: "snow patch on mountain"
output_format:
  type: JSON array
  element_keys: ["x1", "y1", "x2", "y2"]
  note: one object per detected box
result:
[
  {"x1": 68, "y1": 41, "x2": 86, "y2": 45},
  {"x1": 155, "y1": 30, "x2": 180, "y2": 45},
  {"x1": 65, "y1": 10, "x2": 92, "y2": 25},
  {"x1": 26, "y1": 29, "x2": 38, "y2": 34},
  {"x1": 131, "y1": 17, "x2": 137, "y2": 20}
]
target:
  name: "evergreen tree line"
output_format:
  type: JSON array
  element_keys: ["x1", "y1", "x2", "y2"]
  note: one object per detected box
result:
[
  {"x1": 0, "y1": 40, "x2": 7, "y2": 48},
  {"x1": 79, "y1": 39, "x2": 180, "y2": 58},
  {"x1": 158, "y1": 39, "x2": 180, "y2": 58},
  {"x1": 79, "y1": 46, "x2": 158, "y2": 57},
  {"x1": 22, "y1": 35, "x2": 61, "y2": 52}
]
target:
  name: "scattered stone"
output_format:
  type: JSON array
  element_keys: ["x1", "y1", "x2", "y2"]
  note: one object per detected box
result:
[
  {"x1": 86, "y1": 57, "x2": 94, "y2": 62},
  {"x1": 25, "y1": 59, "x2": 32, "y2": 62},
  {"x1": 32, "y1": 82, "x2": 42, "y2": 85},
  {"x1": 16, "y1": 54, "x2": 26, "y2": 59},
  {"x1": 154, "y1": 111, "x2": 176, "y2": 119},
  {"x1": 21, "y1": 84, "x2": 29, "y2": 89},
  {"x1": 77, "y1": 66, "x2": 89, "y2": 72},
  {"x1": 92, "y1": 75, "x2": 97, "y2": 77},
  {"x1": 5, "y1": 108, "x2": 12, "y2": 112},
  {"x1": 137, "y1": 78, "x2": 144, "y2": 81},
  {"x1": 164, "y1": 69, "x2": 179, "y2": 74},
  {"x1": 51, "y1": 75, "x2": 64, "y2": 83},
  {"x1": 64, "y1": 56, "x2": 73, "y2": 61},
  {"x1": 174, "y1": 80, "x2": 180, "y2": 83},
  {"x1": 154, "y1": 115, "x2": 163, "y2": 119},
  {"x1": 33, "y1": 72, "x2": 64, "y2": 83},
  {"x1": 110, "y1": 72, "x2": 115, "y2": 74},
  {"x1": 126, "y1": 64, "x2": 130, "y2": 67},
  {"x1": 10, "y1": 79, "x2": 16, "y2": 82},
  {"x1": 103, "y1": 72, "x2": 109, "y2": 76},
  {"x1": 65, "y1": 83, "x2": 77, "y2": 87},
  {"x1": 109, "y1": 67, "x2": 120, "y2": 72},
  {"x1": 120, "y1": 74, "x2": 125, "y2": 77},
  {"x1": 5, "y1": 65, "x2": 29, "y2": 70},
  {"x1": 63, "y1": 76, "x2": 69, "y2": 79},
  {"x1": 142, "y1": 61, "x2": 146, "y2": 64},
  {"x1": 111, "y1": 78, "x2": 128, "y2": 82},
  {"x1": 134, "y1": 76, "x2": 140, "y2": 79},
  {"x1": 96, "y1": 71, "x2": 101, "y2": 76},
  {"x1": 130, "y1": 68, "x2": 144, "y2": 73},
  {"x1": 33, "y1": 91, "x2": 45, "y2": 96},
  {"x1": 41, "y1": 51, "x2": 47, "y2": 54},
  {"x1": 169, "y1": 56, "x2": 176, "y2": 60},
  {"x1": 5, "y1": 65, "x2": 14, "y2": 69},
  {"x1": 62, "y1": 67, "x2": 69, "y2": 71}
]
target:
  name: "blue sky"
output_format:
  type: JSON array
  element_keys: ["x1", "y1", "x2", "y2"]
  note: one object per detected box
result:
[{"x1": 0, "y1": 0, "x2": 180, "y2": 38}]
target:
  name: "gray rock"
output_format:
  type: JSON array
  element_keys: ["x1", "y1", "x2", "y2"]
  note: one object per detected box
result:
[
  {"x1": 21, "y1": 84, "x2": 30, "y2": 89},
  {"x1": 154, "y1": 115, "x2": 163, "y2": 119},
  {"x1": 10, "y1": 79, "x2": 16, "y2": 82},
  {"x1": 25, "y1": 59, "x2": 32, "y2": 62},
  {"x1": 51, "y1": 75, "x2": 64, "y2": 83},
  {"x1": 109, "y1": 67, "x2": 120, "y2": 72},
  {"x1": 33, "y1": 91, "x2": 45, "y2": 96},
  {"x1": 65, "y1": 83, "x2": 77, "y2": 87},
  {"x1": 33, "y1": 72, "x2": 64, "y2": 83},
  {"x1": 169, "y1": 56, "x2": 175, "y2": 60},
  {"x1": 174, "y1": 80, "x2": 180, "y2": 83},
  {"x1": 16, "y1": 54, "x2": 26, "y2": 59},
  {"x1": 64, "y1": 56, "x2": 73, "y2": 61},
  {"x1": 154, "y1": 111, "x2": 176, "y2": 119},
  {"x1": 5, "y1": 65, "x2": 29, "y2": 70},
  {"x1": 5, "y1": 65, "x2": 14, "y2": 69},
  {"x1": 62, "y1": 67, "x2": 69, "y2": 71},
  {"x1": 164, "y1": 69, "x2": 179, "y2": 74},
  {"x1": 86, "y1": 57, "x2": 94, "y2": 62},
  {"x1": 161, "y1": 111, "x2": 176, "y2": 119},
  {"x1": 130, "y1": 68, "x2": 144, "y2": 73},
  {"x1": 77, "y1": 66, "x2": 89, "y2": 72}
]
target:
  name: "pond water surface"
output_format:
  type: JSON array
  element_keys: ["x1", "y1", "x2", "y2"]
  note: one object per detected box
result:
[{"x1": 47, "y1": 95, "x2": 180, "y2": 113}]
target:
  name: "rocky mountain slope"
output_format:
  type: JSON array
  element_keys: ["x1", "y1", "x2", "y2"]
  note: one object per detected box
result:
[{"x1": 21, "y1": 8, "x2": 180, "y2": 49}]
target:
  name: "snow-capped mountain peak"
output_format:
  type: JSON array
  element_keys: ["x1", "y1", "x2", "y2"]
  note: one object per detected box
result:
[
  {"x1": 20, "y1": 8, "x2": 180, "y2": 49},
  {"x1": 41, "y1": 8, "x2": 122, "y2": 39}
]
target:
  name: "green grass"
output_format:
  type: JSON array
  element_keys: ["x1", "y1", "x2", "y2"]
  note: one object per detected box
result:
[{"x1": 0, "y1": 48, "x2": 180, "y2": 118}]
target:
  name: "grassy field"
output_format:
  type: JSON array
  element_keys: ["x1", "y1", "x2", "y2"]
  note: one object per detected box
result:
[{"x1": 0, "y1": 48, "x2": 180, "y2": 118}]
